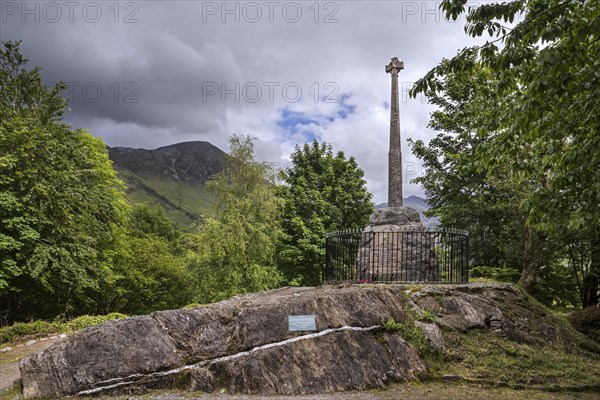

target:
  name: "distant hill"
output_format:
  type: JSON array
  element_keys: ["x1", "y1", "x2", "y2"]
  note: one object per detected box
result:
[
  {"x1": 108, "y1": 142, "x2": 438, "y2": 231},
  {"x1": 108, "y1": 141, "x2": 225, "y2": 228},
  {"x1": 377, "y1": 196, "x2": 439, "y2": 228}
]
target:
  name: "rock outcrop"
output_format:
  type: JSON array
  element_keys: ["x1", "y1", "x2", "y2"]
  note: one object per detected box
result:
[
  {"x1": 19, "y1": 283, "x2": 579, "y2": 398},
  {"x1": 190, "y1": 330, "x2": 426, "y2": 395}
]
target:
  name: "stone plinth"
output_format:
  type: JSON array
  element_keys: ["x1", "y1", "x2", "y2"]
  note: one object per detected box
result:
[
  {"x1": 357, "y1": 207, "x2": 439, "y2": 282},
  {"x1": 368, "y1": 206, "x2": 420, "y2": 227}
]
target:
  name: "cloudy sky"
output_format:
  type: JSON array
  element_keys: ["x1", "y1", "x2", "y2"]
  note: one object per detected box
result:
[{"x1": 1, "y1": 0, "x2": 485, "y2": 204}]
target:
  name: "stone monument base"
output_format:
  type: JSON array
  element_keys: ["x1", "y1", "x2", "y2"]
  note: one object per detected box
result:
[{"x1": 357, "y1": 207, "x2": 439, "y2": 282}]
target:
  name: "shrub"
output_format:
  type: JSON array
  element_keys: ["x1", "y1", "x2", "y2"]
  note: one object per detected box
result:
[
  {"x1": 470, "y1": 266, "x2": 520, "y2": 282},
  {"x1": 381, "y1": 315, "x2": 430, "y2": 356},
  {"x1": 0, "y1": 321, "x2": 60, "y2": 344},
  {"x1": 382, "y1": 318, "x2": 402, "y2": 333},
  {"x1": 64, "y1": 313, "x2": 127, "y2": 332},
  {"x1": 183, "y1": 303, "x2": 208, "y2": 309},
  {"x1": 420, "y1": 309, "x2": 437, "y2": 322},
  {"x1": 0, "y1": 313, "x2": 130, "y2": 344}
]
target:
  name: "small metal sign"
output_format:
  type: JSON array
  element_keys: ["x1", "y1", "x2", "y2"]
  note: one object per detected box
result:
[{"x1": 288, "y1": 315, "x2": 317, "y2": 332}]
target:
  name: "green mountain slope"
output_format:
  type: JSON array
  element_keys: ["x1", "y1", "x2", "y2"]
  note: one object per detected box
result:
[
  {"x1": 109, "y1": 141, "x2": 435, "y2": 231},
  {"x1": 108, "y1": 141, "x2": 225, "y2": 229}
]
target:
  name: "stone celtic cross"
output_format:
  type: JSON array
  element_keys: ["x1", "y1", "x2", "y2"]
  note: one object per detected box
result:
[{"x1": 386, "y1": 57, "x2": 404, "y2": 207}]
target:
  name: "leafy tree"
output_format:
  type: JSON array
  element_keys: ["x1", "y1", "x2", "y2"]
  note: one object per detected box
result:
[
  {"x1": 191, "y1": 135, "x2": 282, "y2": 303},
  {"x1": 0, "y1": 41, "x2": 66, "y2": 123},
  {"x1": 411, "y1": 0, "x2": 600, "y2": 304},
  {"x1": 94, "y1": 204, "x2": 193, "y2": 314},
  {"x1": 0, "y1": 41, "x2": 128, "y2": 321},
  {"x1": 408, "y1": 57, "x2": 552, "y2": 289},
  {"x1": 107, "y1": 235, "x2": 193, "y2": 314},
  {"x1": 127, "y1": 204, "x2": 182, "y2": 247},
  {"x1": 278, "y1": 140, "x2": 374, "y2": 285}
]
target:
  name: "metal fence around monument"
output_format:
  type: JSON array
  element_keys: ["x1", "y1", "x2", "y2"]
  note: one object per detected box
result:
[{"x1": 324, "y1": 228, "x2": 469, "y2": 284}]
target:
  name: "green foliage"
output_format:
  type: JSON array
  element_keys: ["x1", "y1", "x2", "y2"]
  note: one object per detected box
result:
[
  {"x1": 471, "y1": 266, "x2": 521, "y2": 283},
  {"x1": 0, "y1": 321, "x2": 60, "y2": 344},
  {"x1": 407, "y1": 55, "x2": 554, "y2": 294},
  {"x1": 278, "y1": 140, "x2": 374, "y2": 285},
  {"x1": 420, "y1": 309, "x2": 437, "y2": 323},
  {"x1": 96, "y1": 204, "x2": 195, "y2": 314},
  {"x1": 0, "y1": 41, "x2": 128, "y2": 321},
  {"x1": 381, "y1": 312, "x2": 430, "y2": 357},
  {"x1": 0, "y1": 42, "x2": 199, "y2": 321},
  {"x1": 398, "y1": 314, "x2": 430, "y2": 356},
  {"x1": 409, "y1": 0, "x2": 600, "y2": 304},
  {"x1": 532, "y1": 261, "x2": 581, "y2": 308},
  {"x1": 191, "y1": 135, "x2": 283, "y2": 303},
  {"x1": 436, "y1": 329, "x2": 600, "y2": 388},
  {"x1": 381, "y1": 318, "x2": 403, "y2": 333},
  {"x1": 0, "y1": 313, "x2": 127, "y2": 344},
  {"x1": 128, "y1": 204, "x2": 181, "y2": 243},
  {"x1": 101, "y1": 233, "x2": 194, "y2": 314},
  {"x1": 63, "y1": 312, "x2": 126, "y2": 332}
]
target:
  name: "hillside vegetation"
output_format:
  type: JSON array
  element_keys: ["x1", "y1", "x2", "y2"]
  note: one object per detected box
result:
[
  {"x1": 108, "y1": 141, "x2": 224, "y2": 228},
  {"x1": 114, "y1": 167, "x2": 215, "y2": 228}
]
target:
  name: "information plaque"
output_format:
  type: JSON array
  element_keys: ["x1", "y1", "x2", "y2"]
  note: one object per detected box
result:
[{"x1": 288, "y1": 315, "x2": 317, "y2": 332}]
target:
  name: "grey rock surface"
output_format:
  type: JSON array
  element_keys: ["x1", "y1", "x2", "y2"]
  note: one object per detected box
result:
[
  {"x1": 367, "y1": 207, "x2": 421, "y2": 227},
  {"x1": 20, "y1": 286, "x2": 408, "y2": 398},
  {"x1": 20, "y1": 315, "x2": 184, "y2": 398},
  {"x1": 191, "y1": 330, "x2": 426, "y2": 395},
  {"x1": 416, "y1": 321, "x2": 446, "y2": 353},
  {"x1": 19, "y1": 283, "x2": 578, "y2": 398}
]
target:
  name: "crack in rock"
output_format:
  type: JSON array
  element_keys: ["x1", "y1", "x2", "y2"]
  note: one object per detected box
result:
[{"x1": 75, "y1": 325, "x2": 381, "y2": 396}]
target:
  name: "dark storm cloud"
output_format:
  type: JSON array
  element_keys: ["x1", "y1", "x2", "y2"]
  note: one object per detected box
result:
[{"x1": 0, "y1": 0, "x2": 486, "y2": 201}]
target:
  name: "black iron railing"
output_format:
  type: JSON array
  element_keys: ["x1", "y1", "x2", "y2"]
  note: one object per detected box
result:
[{"x1": 325, "y1": 228, "x2": 469, "y2": 284}]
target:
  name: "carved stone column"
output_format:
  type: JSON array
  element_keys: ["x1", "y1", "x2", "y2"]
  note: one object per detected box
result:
[{"x1": 385, "y1": 57, "x2": 404, "y2": 207}]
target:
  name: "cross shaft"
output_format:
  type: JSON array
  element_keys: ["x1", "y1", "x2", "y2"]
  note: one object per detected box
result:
[{"x1": 386, "y1": 57, "x2": 404, "y2": 207}]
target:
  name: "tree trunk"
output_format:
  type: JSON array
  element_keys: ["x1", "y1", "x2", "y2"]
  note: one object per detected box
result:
[
  {"x1": 582, "y1": 230, "x2": 600, "y2": 307},
  {"x1": 518, "y1": 228, "x2": 545, "y2": 293},
  {"x1": 61, "y1": 284, "x2": 73, "y2": 320}
]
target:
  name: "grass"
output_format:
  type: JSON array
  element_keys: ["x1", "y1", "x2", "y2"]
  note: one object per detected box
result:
[
  {"x1": 12, "y1": 383, "x2": 597, "y2": 400},
  {"x1": 427, "y1": 328, "x2": 600, "y2": 390},
  {"x1": 0, "y1": 384, "x2": 22, "y2": 400},
  {"x1": 381, "y1": 308, "x2": 439, "y2": 358},
  {"x1": 0, "y1": 321, "x2": 61, "y2": 345},
  {"x1": 376, "y1": 382, "x2": 600, "y2": 400},
  {"x1": 381, "y1": 284, "x2": 600, "y2": 391},
  {"x1": 381, "y1": 318, "x2": 403, "y2": 333},
  {"x1": 0, "y1": 313, "x2": 127, "y2": 345}
]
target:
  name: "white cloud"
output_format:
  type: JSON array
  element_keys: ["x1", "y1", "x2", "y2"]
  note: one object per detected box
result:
[{"x1": 2, "y1": 0, "x2": 486, "y2": 202}]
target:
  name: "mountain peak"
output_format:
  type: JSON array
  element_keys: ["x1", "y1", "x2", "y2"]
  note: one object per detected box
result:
[{"x1": 108, "y1": 141, "x2": 225, "y2": 185}]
